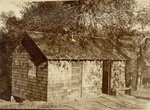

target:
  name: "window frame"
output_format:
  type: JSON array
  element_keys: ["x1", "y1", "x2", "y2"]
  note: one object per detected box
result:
[{"x1": 27, "y1": 59, "x2": 37, "y2": 78}]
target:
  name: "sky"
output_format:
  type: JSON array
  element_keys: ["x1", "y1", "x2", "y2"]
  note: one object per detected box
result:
[
  {"x1": 0, "y1": 0, "x2": 150, "y2": 28},
  {"x1": 136, "y1": 0, "x2": 150, "y2": 8},
  {"x1": 0, "y1": 0, "x2": 76, "y2": 27}
]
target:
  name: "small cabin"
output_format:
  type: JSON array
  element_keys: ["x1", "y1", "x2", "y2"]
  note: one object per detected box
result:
[{"x1": 11, "y1": 31, "x2": 129, "y2": 101}]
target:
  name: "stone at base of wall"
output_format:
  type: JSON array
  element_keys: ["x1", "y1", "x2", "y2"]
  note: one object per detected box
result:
[
  {"x1": 11, "y1": 96, "x2": 25, "y2": 102},
  {"x1": 11, "y1": 96, "x2": 15, "y2": 102},
  {"x1": 111, "y1": 87, "x2": 131, "y2": 96}
]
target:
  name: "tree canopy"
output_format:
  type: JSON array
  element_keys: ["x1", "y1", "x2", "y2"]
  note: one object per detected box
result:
[{"x1": 0, "y1": 0, "x2": 136, "y2": 40}]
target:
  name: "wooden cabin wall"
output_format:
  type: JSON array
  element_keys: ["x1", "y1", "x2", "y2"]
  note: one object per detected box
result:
[
  {"x1": 111, "y1": 61, "x2": 126, "y2": 91},
  {"x1": 82, "y1": 61, "x2": 103, "y2": 98},
  {"x1": 47, "y1": 60, "x2": 103, "y2": 101},
  {"x1": 12, "y1": 48, "x2": 48, "y2": 101},
  {"x1": 47, "y1": 61, "x2": 72, "y2": 101}
]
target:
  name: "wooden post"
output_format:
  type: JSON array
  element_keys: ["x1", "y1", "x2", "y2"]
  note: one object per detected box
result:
[{"x1": 80, "y1": 62, "x2": 83, "y2": 98}]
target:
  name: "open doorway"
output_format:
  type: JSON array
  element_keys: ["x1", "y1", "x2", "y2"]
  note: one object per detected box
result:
[{"x1": 102, "y1": 60, "x2": 111, "y2": 94}]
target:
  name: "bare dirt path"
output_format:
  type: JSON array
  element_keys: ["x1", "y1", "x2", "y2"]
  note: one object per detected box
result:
[
  {"x1": 0, "y1": 93, "x2": 149, "y2": 110},
  {"x1": 63, "y1": 94, "x2": 148, "y2": 110}
]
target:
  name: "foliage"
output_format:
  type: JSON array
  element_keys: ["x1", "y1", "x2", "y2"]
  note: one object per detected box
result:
[
  {"x1": 136, "y1": 7, "x2": 150, "y2": 32},
  {"x1": 1, "y1": 0, "x2": 136, "y2": 43}
]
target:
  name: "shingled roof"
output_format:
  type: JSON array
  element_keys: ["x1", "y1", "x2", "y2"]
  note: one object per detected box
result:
[{"x1": 22, "y1": 31, "x2": 129, "y2": 61}]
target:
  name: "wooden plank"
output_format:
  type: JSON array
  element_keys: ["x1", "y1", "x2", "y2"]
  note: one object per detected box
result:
[
  {"x1": 80, "y1": 62, "x2": 83, "y2": 98},
  {"x1": 115, "y1": 87, "x2": 131, "y2": 91}
]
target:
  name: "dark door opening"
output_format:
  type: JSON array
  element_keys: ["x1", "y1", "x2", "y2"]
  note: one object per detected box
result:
[{"x1": 102, "y1": 60, "x2": 111, "y2": 94}]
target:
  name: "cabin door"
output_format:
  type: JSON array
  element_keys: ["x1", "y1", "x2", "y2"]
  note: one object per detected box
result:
[
  {"x1": 70, "y1": 61, "x2": 82, "y2": 98},
  {"x1": 102, "y1": 60, "x2": 111, "y2": 94}
]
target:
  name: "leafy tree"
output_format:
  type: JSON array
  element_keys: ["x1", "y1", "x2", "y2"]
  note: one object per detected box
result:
[
  {"x1": 135, "y1": 7, "x2": 150, "y2": 90},
  {"x1": 0, "y1": 11, "x2": 23, "y2": 100},
  {"x1": 136, "y1": 7, "x2": 150, "y2": 33}
]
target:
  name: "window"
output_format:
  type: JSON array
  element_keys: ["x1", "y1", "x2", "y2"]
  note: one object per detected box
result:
[{"x1": 28, "y1": 60, "x2": 37, "y2": 78}]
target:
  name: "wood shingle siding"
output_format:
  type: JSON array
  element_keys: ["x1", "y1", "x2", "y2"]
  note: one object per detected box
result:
[
  {"x1": 12, "y1": 49, "x2": 48, "y2": 101},
  {"x1": 82, "y1": 61, "x2": 103, "y2": 98},
  {"x1": 47, "y1": 60, "x2": 103, "y2": 101}
]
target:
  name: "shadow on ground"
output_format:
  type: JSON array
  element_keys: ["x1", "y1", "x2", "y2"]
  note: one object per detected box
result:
[
  {"x1": 136, "y1": 96, "x2": 150, "y2": 101},
  {"x1": 134, "y1": 87, "x2": 150, "y2": 101}
]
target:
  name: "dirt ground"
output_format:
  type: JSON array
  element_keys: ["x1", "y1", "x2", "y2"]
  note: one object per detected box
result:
[
  {"x1": 0, "y1": 92, "x2": 149, "y2": 110},
  {"x1": 134, "y1": 87, "x2": 150, "y2": 101}
]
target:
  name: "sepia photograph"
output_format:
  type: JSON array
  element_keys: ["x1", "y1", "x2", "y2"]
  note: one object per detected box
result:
[{"x1": 0, "y1": 0, "x2": 150, "y2": 109}]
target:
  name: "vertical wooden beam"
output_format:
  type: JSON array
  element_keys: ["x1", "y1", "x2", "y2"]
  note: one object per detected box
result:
[
  {"x1": 108, "y1": 60, "x2": 111, "y2": 95},
  {"x1": 80, "y1": 61, "x2": 83, "y2": 98},
  {"x1": 125, "y1": 61, "x2": 127, "y2": 87}
]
